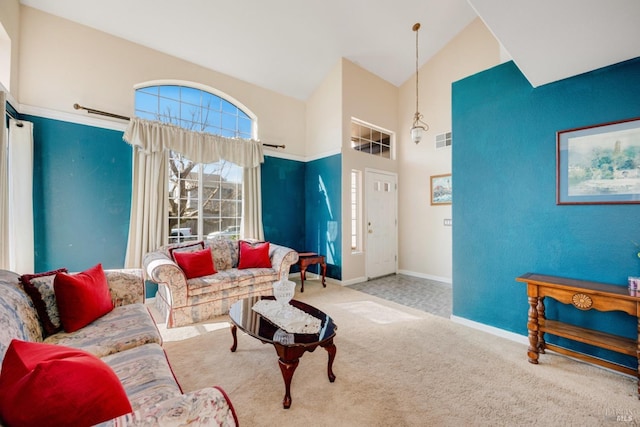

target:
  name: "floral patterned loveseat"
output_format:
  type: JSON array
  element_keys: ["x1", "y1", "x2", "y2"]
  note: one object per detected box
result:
[
  {"x1": 143, "y1": 238, "x2": 299, "y2": 328},
  {"x1": 0, "y1": 268, "x2": 237, "y2": 426}
]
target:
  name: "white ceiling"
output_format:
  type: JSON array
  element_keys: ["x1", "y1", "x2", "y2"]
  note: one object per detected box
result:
[{"x1": 19, "y1": 0, "x2": 640, "y2": 101}]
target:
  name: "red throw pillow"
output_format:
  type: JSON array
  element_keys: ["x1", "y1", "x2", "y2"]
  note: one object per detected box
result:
[
  {"x1": 238, "y1": 241, "x2": 272, "y2": 269},
  {"x1": 168, "y1": 240, "x2": 206, "y2": 261},
  {"x1": 54, "y1": 263, "x2": 113, "y2": 333},
  {"x1": 19, "y1": 268, "x2": 68, "y2": 336},
  {"x1": 0, "y1": 340, "x2": 132, "y2": 426},
  {"x1": 173, "y1": 247, "x2": 217, "y2": 279}
]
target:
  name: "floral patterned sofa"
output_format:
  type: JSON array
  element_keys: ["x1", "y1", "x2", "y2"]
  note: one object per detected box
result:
[
  {"x1": 0, "y1": 268, "x2": 237, "y2": 426},
  {"x1": 143, "y1": 238, "x2": 299, "y2": 328}
]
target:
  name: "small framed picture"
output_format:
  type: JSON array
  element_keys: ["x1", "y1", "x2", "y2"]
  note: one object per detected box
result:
[
  {"x1": 430, "y1": 174, "x2": 452, "y2": 205},
  {"x1": 557, "y1": 117, "x2": 640, "y2": 204}
]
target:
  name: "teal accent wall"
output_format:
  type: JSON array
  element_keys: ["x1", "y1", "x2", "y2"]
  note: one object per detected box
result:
[
  {"x1": 305, "y1": 154, "x2": 342, "y2": 280},
  {"x1": 28, "y1": 118, "x2": 343, "y2": 286},
  {"x1": 29, "y1": 116, "x2": 132, "y2": 272},
  {"x1": 452, "y1": 58, "x2": 640, "y2": 368},
  {"x1": 261, "y1": 155, "x2": 305, "y2": 250}
]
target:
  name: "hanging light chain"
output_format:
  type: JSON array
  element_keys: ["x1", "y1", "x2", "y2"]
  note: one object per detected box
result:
[{"x1": 414, "y1": 22, "x2": 421, "y2": 123}]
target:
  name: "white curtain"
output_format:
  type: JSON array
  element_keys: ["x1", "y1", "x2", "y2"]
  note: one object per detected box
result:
[
  {"x1": 242, "y1": 166, "x2": 264, "y2": 240},
  {"x1": 0, "y1": 92, "x2": 8, "y2": 269},
  {"x1": 5, "y1": 118, "x2": 34, "y2": 274},
  {"x1": 123, "y1": 147, "x2": 168, "y2": 268},
  {"x1": 122, "y1": 118, "x2": 265, "y2": 267}
]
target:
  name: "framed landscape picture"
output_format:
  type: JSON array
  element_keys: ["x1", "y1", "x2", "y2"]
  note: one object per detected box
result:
[
  {"x1": 557, "y1": 117, "x2": 640, "y2": 204},
  {"x1": 430, "y1": 174, "x2": 452, "y2": 205}
]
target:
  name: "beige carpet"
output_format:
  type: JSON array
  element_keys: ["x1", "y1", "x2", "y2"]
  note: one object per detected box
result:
[{"x1": 159, "y1": 281, "x2": 639, "y2": 426}]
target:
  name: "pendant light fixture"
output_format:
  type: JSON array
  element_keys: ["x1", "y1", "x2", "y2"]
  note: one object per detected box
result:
[{"x1": 410, "y1": 23, "x2": 429, "y2": 144}]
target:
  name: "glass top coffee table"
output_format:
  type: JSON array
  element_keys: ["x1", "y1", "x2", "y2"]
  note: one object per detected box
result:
[{"x1": 229, "y1": 296, "x2": 337, "y2": 409}]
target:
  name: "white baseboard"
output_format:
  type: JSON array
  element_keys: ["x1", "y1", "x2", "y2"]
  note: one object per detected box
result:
[
  {"x1": 341, "y1": 276, "x2": 368, "y2": 286},
  {"x1": 450, "y1": 315, "x2": 529, "y2": 345},
  {"x1": 397, "y1": 269, "x2": 452, "y2": 285}
]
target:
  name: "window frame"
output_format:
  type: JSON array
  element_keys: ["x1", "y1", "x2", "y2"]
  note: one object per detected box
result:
[{"x1": 134, "y1": 80, "x2": 256, "y2": 243}]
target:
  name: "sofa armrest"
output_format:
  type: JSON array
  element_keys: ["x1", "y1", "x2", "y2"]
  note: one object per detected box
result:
[
  {"x1": 269, "y1": 243, "x2": 299, "y2": 281},
  {"x1": 104, "y1": 269, "x2": 145, "y2": 306},
  {"x1": 142, "y1": 251, "x2": 188, "y2": 308},
  {"x1": 100, "y1": 387, "x2": 238, "y2": 427}
]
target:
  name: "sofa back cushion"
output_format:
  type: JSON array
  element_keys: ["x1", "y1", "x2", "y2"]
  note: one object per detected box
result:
[
  {"x1": 207, "y1": 238, "x2": 239, "y2": 270},
  {"x1": 0, "y1": 270, "x2": 44, "y2": 365}
]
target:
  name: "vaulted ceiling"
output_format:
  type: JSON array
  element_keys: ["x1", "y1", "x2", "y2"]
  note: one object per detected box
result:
[{"x1": 20, "y1": 0, "x2": 640, "y2": 101}]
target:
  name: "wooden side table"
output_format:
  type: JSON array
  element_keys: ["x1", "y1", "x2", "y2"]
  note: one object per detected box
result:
[{"x1": 297, "y1": 252, "x2": 326, "y2": 293}]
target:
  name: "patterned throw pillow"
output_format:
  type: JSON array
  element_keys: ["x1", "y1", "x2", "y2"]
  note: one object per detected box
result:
[{"x1": 19, "y1": 268, "x2": 68, "y2": 336}]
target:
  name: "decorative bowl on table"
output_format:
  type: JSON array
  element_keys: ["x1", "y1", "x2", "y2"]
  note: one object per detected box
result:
[{"x1": 273, "y1": 279, "x2": 295, "y2": 306}]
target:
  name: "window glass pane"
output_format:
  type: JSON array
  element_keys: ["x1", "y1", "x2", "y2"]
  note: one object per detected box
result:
[
  {"x1": 201, "y1": 92, "x2": 222, "y2": 111},
  {"x1": 159, "y1": 85, "x2": 180, "y2": 99},
  {"x1": 159, "y1": 98, "x2": 180, "y2": 121},
  {"x1": 137, "y1": 86, "x2": 158, "y2": 96},
  {"x1": 180, "y1": 86, "x2": 201, "y2": 107},
  {"x1": 238, "y1": 116, "x2": 252, "y2": 136},
  {"x1": 135, "y1": 91, "x2": 158, "y2": 115},
  {"x1": 221, "y1": 113, "x2": 237, "y2": 134},
  {"x1": 221, "y1": 99, "x2": 237, "y2": 114},
  {"x1": 350, "y1": 119, "x2": 394, "y2": 160}
]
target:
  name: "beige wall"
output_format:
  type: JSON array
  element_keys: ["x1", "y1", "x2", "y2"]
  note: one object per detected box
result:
[
  {"x1": 397, "y1": 18, "x2": 500, "y2": 282},
  {"x1": 341, "y1": 59, "x2": 399, "y2": 283},
  {"x1": 0, "y1": 0, "x2": 20, "y2": 97},
  {"x1": 17, "y1": 6, "x2": 306, "y2": 157},
  {"x1": 306, "y1": 60, "x2": 342, "y2": 159}
]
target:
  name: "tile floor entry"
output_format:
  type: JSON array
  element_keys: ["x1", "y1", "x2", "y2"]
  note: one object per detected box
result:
[{"x1": 348, "y1": 274, "x2": 452, "y2": 318}]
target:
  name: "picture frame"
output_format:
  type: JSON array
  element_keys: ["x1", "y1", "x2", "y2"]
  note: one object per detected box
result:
[
  {"x1": 557, "y1": 117, "x2": 640, "y2": 205},
  {"x1": 430, "y1": 174, "x2": 452, "y2": 205}
]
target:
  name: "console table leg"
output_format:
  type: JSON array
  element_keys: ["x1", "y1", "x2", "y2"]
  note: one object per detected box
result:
[
  {"x1": 527, "y1": 296, "x2": 540, "y2": 364},
  {"x1": 537, "y1": 297, "x2": 546, "y2": 354},
  {"x1": 230, "y1": 324, "x2": 238, "y2": 352},
  {"x1": 278, "y1": 358, "x2": 299, "y2": 409},
  {"x1": 637, "y1": 315, "x2": 640, "y2": 399}
]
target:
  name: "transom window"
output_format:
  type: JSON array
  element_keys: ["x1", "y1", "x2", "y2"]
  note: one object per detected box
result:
[
  {"x1": 351, "y1": 118, "x2": 394, "y2": 159},
  {"x1": 135, "y1": 84, "x2": 253, "y2": 243}
]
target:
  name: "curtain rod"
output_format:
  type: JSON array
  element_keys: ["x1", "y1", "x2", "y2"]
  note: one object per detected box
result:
[
  {"x1": 73, "y1": 103, "x2": 285, "y2": 149},
  {"x1": 5, "y1": 105, "x2": 23, "y2": 127}
]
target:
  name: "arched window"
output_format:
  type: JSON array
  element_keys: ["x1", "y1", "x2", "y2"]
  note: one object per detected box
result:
[{"x1": 134, "y1": 83, "x2": 254, "y2": 242}]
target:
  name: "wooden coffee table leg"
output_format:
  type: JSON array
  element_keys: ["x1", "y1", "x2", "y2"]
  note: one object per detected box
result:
[
  {"x1": 278, "y1": 358, "x2": 299, "y2": 409},
  {"x1": 230, "y1": 324, "x2": 238, "y2": 352},
  {"x1": 323, "y1": 340, "x2": 336, "y2": 382}
]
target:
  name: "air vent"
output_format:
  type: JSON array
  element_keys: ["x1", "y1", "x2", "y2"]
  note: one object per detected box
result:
[{"x1": 435, "y1": 131, "x2": 452, "y2": 149}]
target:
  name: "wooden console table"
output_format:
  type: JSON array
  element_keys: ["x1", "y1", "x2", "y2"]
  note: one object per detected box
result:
[
  {"x1": 516, "y1": 273, "x2": 640, "y2": 397},
  {"x1": 297, "y1": 252, "x2": 326, "y2": 293}
]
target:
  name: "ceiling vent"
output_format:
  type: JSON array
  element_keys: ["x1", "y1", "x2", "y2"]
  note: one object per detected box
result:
[{"x1": 435, "y1": 131, "x2": 452, "y2": 149}]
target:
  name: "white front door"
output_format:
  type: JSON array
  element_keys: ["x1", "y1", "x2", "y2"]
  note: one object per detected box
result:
[{"x1": 365, "y1": 170, "x2": 397, "y2": 279}]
